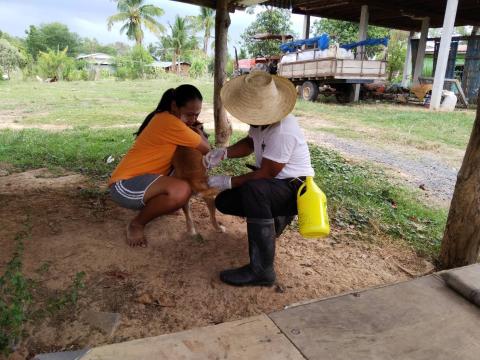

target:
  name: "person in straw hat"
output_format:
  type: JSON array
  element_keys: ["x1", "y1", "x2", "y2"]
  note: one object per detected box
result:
[{"x1": 204, "y1": 71, "x2": 314, "y2": 286}]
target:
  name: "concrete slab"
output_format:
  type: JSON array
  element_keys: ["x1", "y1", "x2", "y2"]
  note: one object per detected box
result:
[
  {"x1": 440, "y1": 264, "x2": 480, "y2": 307},
  {"x1": 269, "y1": 275, "x2": 480, "y2": 360},
  {"x1": 82, "y1": 314, "x2": 305, "y2": 360},
  {"x1": 34, "y1": 349, "x2": 90, "y2": 360}
]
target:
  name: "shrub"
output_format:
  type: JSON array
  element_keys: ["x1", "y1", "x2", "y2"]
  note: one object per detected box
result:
[
  {"x1": 114, "y1": 45, "x2": 154, "y2": 80},
  {"x1": 189, "y1": 56, "x2": 209, "y2": 78},
  {"x1": 37, "y1": 47, "x2": 75, "y2": 80}
]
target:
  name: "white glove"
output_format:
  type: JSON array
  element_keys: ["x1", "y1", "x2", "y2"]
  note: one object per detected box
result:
[
  {"x1": 208, "y1": 175, "x2": 232, "y2": 191},
  {"x1": 203, "y1": 148, "x2": 227, "y2": 169}
]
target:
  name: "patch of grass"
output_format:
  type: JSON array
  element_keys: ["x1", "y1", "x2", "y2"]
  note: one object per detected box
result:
[
  {"x1": 0, "y1": 221, "x2": 32, "y2": 355},
  {"x1": 0, "y1": 128, "x2": 135, "y2": 178},
  {"x1": 295, "y1": 100, "x2": 475, "y2": 150},
  {"x1": 309, "y1": 146, "x2": 446, "y2": 256}
]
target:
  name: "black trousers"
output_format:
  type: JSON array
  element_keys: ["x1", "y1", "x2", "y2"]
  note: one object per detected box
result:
[{"x1": 215, "y1": 178, "x2": 303, "y2": 219}]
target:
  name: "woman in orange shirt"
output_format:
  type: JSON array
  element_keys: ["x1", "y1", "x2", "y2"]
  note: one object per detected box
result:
[{"x1": 109, "y1": 85, "x2": 210, "y2": 247}]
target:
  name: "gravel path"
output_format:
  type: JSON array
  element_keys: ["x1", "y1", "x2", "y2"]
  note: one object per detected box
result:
[{"x1": 303, "y1": 128, "x2": 460, "y2": 205}]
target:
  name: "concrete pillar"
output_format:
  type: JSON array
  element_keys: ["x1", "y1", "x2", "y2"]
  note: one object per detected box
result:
[
  {"x1": 401, "y1": 31, "x2": 415, "y2": 87},
  {"x1": 430, "y1": 0, "x2": 459, "y2": 110},
  {"x1": 303, "y1": 15, "x2": 310, "y2": 39},
  {"x1": 354, "y1": 5, "x2": 369, "y2": 102},
  {"x1": 413, "y1": 17, "x2": 430, "y2": 85}
]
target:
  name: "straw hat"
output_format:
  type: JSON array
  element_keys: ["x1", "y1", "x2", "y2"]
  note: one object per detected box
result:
[{"x1": 220, "y1": 71, "x2": 297, "y2": 126}]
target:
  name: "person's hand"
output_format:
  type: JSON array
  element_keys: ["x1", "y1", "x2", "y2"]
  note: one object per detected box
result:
[
  {"x1": 203, "y1": 148, "x2": 227, "y2": 169},
  {"x1": 208, "y1": 175, "x2": 232, "y2": 191}
]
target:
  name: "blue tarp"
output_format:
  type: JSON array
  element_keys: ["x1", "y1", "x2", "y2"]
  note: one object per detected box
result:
[
  {"x1": 280, "y1": 34, "x2": 329, "y2": 53},
  {"x1": 340, "y1": 37, "x2": 389, "y2": 50}
]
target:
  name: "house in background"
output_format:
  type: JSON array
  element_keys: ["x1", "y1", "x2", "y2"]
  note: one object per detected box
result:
[
  {"x1": 149, "y1": 61, "x2": 191, "y2": 76},
  {"x1": 423, "y1": 41, "x2": 468, "y2": 80},
  {"x1": 76, "y1": 53, "x2": 116, "y2": 76}
]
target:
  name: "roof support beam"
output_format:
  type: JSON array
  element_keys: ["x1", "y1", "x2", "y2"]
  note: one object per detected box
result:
[
  {"x1": 401, "y1": 31, "x2": 415, "y2": 87},
  {"x1": 430, "y1": 0, "x2": 459, "y2": 110},
  {"x1": 302, "y1": 15, "x2": 310, "y2": 39},
  {"x1": 413, "y1": 17, "x2": 429, "y2": 85}
]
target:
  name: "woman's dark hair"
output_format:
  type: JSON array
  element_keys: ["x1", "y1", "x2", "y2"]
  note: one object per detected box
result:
[{"x1": 135, "y1": 84, "x2": 203, "y2": 136}]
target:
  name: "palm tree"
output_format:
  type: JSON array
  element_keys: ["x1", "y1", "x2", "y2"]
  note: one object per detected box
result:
[
  {"x1": 107, "y1": 0, "x2": 165, "y2": 46},
  {"x1": 198, "y1": 7, "x2": 215, "y2": 55},
  {"x1": 161, "y1": 16, "x2": 198, "y2": 74}
]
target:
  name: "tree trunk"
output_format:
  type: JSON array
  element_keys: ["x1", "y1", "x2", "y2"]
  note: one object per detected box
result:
[
  {"x1": 172, "y1": 51, "x2": 177, "y2": 75},
  {"x1": 213, "y1": 0, "x2": 232, "y2": 147},
  {"x1": 203, "y1": 34, "x2": 209, "y2": 54},
  {"x1": 440, "y1": 94, "x2": 480, "y2": 268}
]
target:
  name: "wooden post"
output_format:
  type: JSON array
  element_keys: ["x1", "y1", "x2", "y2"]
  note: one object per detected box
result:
[
  {"x1": 440, "y1": 94, "x2": 480, "y2": 268},
  {"x1": 430, "y1": 0, "x2": 459, "y2": 110},
  {"x1": 214, "y1": 0, "x2": 232, "y2": 147},
  {"x1": 413, "y1": 17, "x2": 430, "y2": 85}
]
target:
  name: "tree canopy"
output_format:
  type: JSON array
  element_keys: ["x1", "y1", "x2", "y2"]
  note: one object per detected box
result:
[
  {"x1": 107, "y1": 0, "x2": 165, "y2": 46},
  {"x1": 241, "y1": 8, "x2": 294, "y2": 57},
  {"x1": 25, "y1": 23, "x2": 81, "y2": 59},
  {"x1": 0, "y1": 38, "x2": 26, "y2": 76}
]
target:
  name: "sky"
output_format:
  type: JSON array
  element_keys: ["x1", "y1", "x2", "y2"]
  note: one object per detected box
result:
[{"x1": 0, "y1": 0, "x2": 313, "y2": 55}]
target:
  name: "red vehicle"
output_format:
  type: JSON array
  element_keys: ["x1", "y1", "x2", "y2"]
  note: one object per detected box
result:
[{"x1": 233, "y1": 34, "x2": 293, "y2": 76}]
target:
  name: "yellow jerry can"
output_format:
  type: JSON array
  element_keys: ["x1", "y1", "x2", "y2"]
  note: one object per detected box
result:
[{"x1": 297, "y1": 176, "x2": 330, "y2": 238}]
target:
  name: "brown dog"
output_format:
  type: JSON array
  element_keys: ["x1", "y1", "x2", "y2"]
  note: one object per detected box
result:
[{"x1": 171, "y1": 126, "x2": 225, "y2": 237}]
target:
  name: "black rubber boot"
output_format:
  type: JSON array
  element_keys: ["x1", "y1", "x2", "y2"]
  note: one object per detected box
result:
[
  {"x1": 220, "y1": 218, "x2": 276, "y2": 286},
  {"x1": 274, "y1": 215, "x2": 294, "y2": 238}
]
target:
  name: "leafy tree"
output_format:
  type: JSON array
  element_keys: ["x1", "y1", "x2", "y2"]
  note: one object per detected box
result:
[
  {"x1": 107, "y1": 0, "x2": 165, "y2": 46},
  {"x1": 241, "y1": 8, "x2": 294, "y2": 57},
  {"x1": 25, "y1": 23, "x2": 81, "y2": 59},
  {"x1": 238, "y1": 47, "x2": 247, "y2": 59},
  {"x1": 189, "y1": 51, "x2": 209, "y2": 78},
  {"x1": 0, "y1": 30, "x2": 25, "y2": 52},
  {"x1": 79, "y1": 38, "x2": 117, "y2": 56},
  {"x1": 37, "y1": 47, "x2": 75, "y2": 80},
  {"x1": 190, "y1": 7, "x2": 215, "y2": 55},
  {"x1": 0, "y1": 39, "x2": 26, "y2": 77},
  {"x1": 386, "y1": 30, "x2": 408, "y2": 81},
  {"x1": 311, "y1": 18, "x2": 388, "y2": 57},
  {"x1": 115, "y1": 45, "x2": 154, "y2": 79},
  {"x1": 160, "y1": 16, "x2": 198, "y2": 74},
  {"x1": 112, "y1": 42, "x2": 131, "y2": 56}
]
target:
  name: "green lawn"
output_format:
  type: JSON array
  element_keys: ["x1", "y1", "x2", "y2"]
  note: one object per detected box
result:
[
  {"x1": 295, "y1": 100, "x2": 475, "y2": 150},
  {"x1": 1, "y1": 79, "x2": 475, "y2": 153},
  {"x1": 0, "y1": 76, "x2": 214, "y2": 127}
]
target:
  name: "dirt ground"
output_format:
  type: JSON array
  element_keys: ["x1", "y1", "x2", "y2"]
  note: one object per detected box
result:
[{"x1": 0, "y1": 167, "x2": 434, "y2": 358}]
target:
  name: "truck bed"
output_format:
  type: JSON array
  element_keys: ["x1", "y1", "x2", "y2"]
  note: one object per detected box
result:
[{"x1": 278, "y1": 57, "x2": 387, "y2": 81}]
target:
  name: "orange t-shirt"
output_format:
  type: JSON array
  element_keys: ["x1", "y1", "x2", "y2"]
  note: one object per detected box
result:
[{"x1": 108, "y1": 111, "x2": 201, "y2": 186}]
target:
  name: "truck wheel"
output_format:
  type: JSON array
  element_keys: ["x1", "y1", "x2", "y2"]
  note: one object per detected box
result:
[
  {"x1": 301, "y1": 81, "x2": 319, "y2": 101},
  {"x1": 335, "y1": 84, "x2": 356, "y2": 104}
]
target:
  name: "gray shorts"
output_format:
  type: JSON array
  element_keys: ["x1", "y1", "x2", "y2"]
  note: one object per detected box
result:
[{"x1": 110, "y1": 174, "x2": 162, "y2": 210}]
